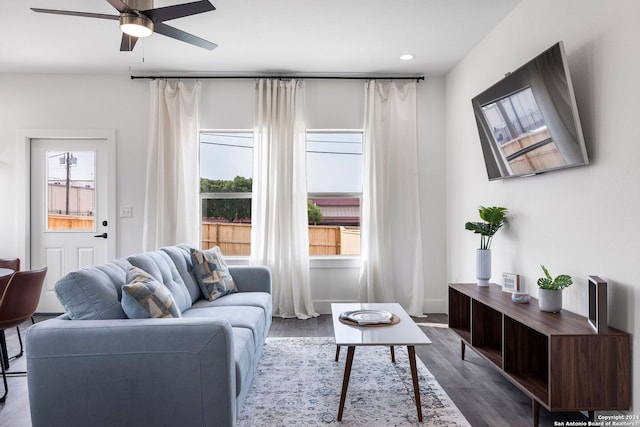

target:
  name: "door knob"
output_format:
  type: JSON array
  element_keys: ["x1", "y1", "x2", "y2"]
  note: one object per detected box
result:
[{"x1": 94, "y1": 233, "x2": 108, "y2": 239}]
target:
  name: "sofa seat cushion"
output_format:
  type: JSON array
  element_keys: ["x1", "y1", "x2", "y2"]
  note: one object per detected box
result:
[
  {"x1": 182, "y1": 306, "x2": 266, "y2": 349},
  {"x1": 231, "y1": 327, "x2": 256, "y2": 397},
  {"x1": 191, "y1": 292, "x2": 272, "y2": 331}
]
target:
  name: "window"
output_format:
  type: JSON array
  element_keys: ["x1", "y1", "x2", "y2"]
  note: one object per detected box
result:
[
  {"x1": 199, "y1": 130, "x2": 362, "y2": 256},
  {"x1": 200, "y1": 131, "x2": 253, "y2": 255},
  {"x1": 307, "y1": 131, "x2": 362, "y2": 255}
]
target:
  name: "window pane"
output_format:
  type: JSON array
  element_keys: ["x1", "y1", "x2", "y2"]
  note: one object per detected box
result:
[
  {"x1": 200, "y1": 132, "x2": 253, "y2": 255},
  {"x1": 308, "y1": 197, "x2": 360, "y2": 255},
  {"x1": 200, "y1": 132, "x2": 253, "y2": 181},
  {"x1": 201, "y1": 218, "x2": 251, "y2": 255},
  {"x1": 307, "y1": 131, "x2": 362, "y2": 255},
  {"x1": 202, "y1": 197, "x2": 252, "y2": 224},
  {"x1": 307, "y1": 132, "x2": 362, "y2": 193},
  {"x1": 47, "y1": 151, "x2": 96, "y2": 231}
]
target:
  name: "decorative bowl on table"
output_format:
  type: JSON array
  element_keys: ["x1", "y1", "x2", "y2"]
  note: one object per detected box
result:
[{"x1": 339, "y1": 309, "x2": 393, "y2": 325}]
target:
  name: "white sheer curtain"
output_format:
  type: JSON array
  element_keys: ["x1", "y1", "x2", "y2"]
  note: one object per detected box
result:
[
  {"x1": 251, "y1": 79, "x2": 318, "y2": 319},
  {"x1": 142, "y1": 80, "x2": 201, "y2": 251},
  {"x1": 359, "y1": 80, "x2": 425, "y2": 316}
]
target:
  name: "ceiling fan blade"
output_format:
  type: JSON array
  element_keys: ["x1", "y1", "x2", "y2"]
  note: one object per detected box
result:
[
  {"x1": 153, "y1": 22, "x2": 217, "y2": 50},
  {"x1": 31, "y1": 8, "x2": 119, "y2": 21},
  {"x1": 141, "y1": 1, "x2": 215, "y2": 23},
  {"x1": 120, "y1": 33, "x2": 139, "y2": 51},
  {"x1": 105, "y1": 0, "x2": 132, "y2": 13}
]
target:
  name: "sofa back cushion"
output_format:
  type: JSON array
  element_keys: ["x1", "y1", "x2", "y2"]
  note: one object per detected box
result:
[
  {"x1": 161, "y1": 244, "x2": 202, "y2": 304},
  {"x1": 126, "y1": 251, "x2": 193, "y2": 312},
  {"x1": 54, "y1": 259, "x2": 130, "y2": 320}
]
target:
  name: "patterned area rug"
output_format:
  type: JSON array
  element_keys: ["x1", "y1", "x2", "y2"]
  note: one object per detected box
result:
[{"x1": 237, "y1": 337, "x2": 470, "y2": 426}]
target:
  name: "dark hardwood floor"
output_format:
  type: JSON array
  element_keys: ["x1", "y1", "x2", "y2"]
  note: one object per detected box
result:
[
  {"x1": 1, "y1": 314, "x2": 590, "y2": 427},
  {"x1": 269, "y1": 314, "x2": 590, "y2": 427}
]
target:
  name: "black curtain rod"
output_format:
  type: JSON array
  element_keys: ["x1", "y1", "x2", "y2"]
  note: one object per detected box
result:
[{"x1": 130, "y1": 75, "x2": 425, "y2": 81}]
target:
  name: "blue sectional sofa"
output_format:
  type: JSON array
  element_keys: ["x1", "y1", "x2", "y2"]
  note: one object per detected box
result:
[{"x1": 25, "y1": 244, "x2": 272, "y2": 427}]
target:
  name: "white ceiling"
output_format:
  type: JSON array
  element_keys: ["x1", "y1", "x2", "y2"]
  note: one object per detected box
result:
[{"x1": 1, "y1": 0, "x2": 521, "y2": 76}]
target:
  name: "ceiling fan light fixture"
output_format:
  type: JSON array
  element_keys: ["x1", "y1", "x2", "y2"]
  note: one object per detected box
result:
[
  {"x1": 32, "y1": 1, "x2": 217, "y2": 51},
  {"x1": 120, "y1": 14, "x2": 154, "y2": 38}
]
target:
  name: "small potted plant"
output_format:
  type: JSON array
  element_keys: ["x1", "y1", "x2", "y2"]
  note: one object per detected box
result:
[
  {"x1": 465, "y1": 206, "x2": 508, "y2": 287},
  {"x1": 537, "y1": 265, "x2": 573, "y2": 312}
]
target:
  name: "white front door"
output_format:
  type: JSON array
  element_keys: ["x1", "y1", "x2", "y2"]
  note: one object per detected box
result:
[{"x1": 30, "y1": 138, "x2": 113, "y2": 313}]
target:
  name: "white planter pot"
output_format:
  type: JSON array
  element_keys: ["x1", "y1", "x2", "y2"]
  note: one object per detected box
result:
[
  {"x1": 476, "y1": 249, "x2": 491, "y2": 287},
  {"x1": 538, "y1": 289, "x2": 562, "y2": 312}
]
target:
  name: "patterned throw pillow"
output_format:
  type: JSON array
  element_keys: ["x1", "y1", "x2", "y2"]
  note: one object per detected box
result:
[
  {"x1": 121, "y1": 266, "x2": 181, "y2": 319},
  {"x1": 191, "y1": 247, "x2": 238, "y2": 301}
]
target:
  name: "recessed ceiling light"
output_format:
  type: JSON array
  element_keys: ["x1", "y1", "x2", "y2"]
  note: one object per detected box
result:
[{"x1": 400, "y1": 54, "x2": 415, "y2": 61}]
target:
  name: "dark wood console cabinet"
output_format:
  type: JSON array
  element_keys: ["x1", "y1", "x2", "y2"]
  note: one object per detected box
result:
[{"x1": 448, "y1": 283, "x2": 630, "y2": 426}]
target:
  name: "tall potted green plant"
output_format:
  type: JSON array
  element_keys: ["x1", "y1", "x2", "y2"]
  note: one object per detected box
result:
[
  {"x1": 537, "y1": 265, "x2": 573, "y2": 312},
  {"x1": 465, "y1": 206, "x2": 508, "y2": 287}
]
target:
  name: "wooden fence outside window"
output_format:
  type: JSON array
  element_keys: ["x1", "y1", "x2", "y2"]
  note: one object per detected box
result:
[{"x1": 201, "y1": 222, "x2": 360, "y2": 255}]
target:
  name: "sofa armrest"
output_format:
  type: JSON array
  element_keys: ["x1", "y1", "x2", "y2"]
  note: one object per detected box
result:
[
  {"x1": 26, "y1": 318, "x2": 236, "y2": 427},
  {"x1": 229, "y1": 265, "x2": 272, "y2": 294}
]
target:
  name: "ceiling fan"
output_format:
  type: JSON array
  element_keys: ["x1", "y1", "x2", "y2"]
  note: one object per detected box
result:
[{"x1": 31, "y1": 0, "x2": 217, "y2": 51}]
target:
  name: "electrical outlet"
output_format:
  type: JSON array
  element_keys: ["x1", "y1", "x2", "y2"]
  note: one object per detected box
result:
[{"x1": 120, "y1": 206, "x2": 133, "y2": 218}]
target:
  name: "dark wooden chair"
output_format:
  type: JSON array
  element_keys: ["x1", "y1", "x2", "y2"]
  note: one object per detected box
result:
[
  {"x1": 0, "y1": 258, "x2": 20, "y2": 295},
  {"x1": 0, "y1": 258, "x2": 21, "y2": 372},
  {"x1": 0, "y1": 267, "x2": 47, "y2": 402},
  {"x1": 0, "y1": 258, "x2": 20, "y2": 272}
]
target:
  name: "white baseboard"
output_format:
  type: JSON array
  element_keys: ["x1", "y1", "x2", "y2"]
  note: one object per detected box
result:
[
  {"x1": 312, "y1": 298, "x2": 448, "y2": 315},
  {"x1": 422, "y1": 298, "x2": 448, "y2": 315},
  {"x1": 313, "y1": 299, "x2": 359, "y2": 314}
]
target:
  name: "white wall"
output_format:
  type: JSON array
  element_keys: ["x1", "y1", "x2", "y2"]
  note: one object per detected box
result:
[
  {"x1": 0, "y1": 74, "x2": 148, "y2": 259},
  {"x1": 0, "y1": 75, "x2": 447, "y2": 314},
  {"x1": 446, "y1": 0, "x2": 640, "y2": 413}
]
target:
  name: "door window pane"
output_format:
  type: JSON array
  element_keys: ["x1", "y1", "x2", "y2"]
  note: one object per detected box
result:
[{"x1": 47, "y1": 151, "x2": 96, "y2": 231}]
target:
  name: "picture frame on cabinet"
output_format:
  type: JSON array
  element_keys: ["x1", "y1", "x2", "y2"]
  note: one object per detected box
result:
[
  {"x1": 502, "y1": 273, "x2": 520, "y2": 293},
  {"x1": 588, "y1": 276, "x2": 607, "y2": 333}
]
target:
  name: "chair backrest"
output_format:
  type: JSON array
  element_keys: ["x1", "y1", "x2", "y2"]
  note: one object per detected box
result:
[
  {"x1": 0, "y1": 267, "x2": 47, "y2": 330},
  {"x1": 0, "y1": 258, "x2": 20, "y2": 271}
]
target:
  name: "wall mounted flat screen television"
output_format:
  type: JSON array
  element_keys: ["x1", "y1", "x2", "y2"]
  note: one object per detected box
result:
[{"x1": 471, "y1": 42, "x2": 589, "y2": 180}]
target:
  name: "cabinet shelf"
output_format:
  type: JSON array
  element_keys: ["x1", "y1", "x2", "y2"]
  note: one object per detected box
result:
[
  {"x1": 509, "y1": 372, "x2": 549, "y2": 404},
  {"x1": 448, "y1": 287, "x2": 470, "y2": 334},
  {"x1": 474, "y1": 345, "x2": 502, "y2": 368},
  {"x1": 450, "y1": 327, "x2": 470, "y2": 344},
  {"x1": 448, "y1": 283, "x2": 630, "y2": 427}
]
